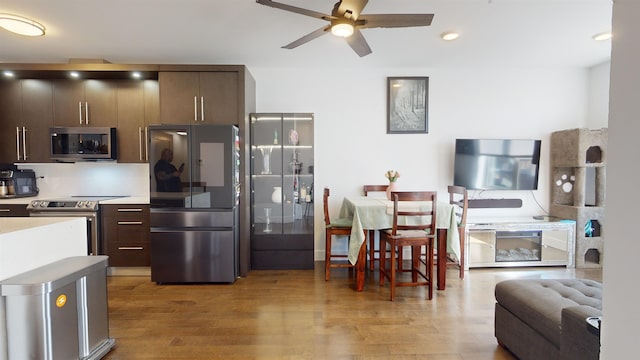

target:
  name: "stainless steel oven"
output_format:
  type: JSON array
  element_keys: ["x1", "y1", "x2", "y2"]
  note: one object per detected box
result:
[{"x1": 26, "y1": 197, "x2": 117, "y2": 255}]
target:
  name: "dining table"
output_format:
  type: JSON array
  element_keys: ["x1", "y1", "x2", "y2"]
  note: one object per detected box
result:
[{"x1": 339, "y1": 196, "x2": 461, "y2": 292}]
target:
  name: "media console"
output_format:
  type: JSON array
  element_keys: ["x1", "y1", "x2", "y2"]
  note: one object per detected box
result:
[{"x1": 465, "y1": 218, "x2": 576, "y2": 269}]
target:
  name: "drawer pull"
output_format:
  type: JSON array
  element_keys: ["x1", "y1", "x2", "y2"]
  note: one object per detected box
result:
[
  {"x1": 117, "y1": 221, "x2": 143, "y2": 225},
  {"x1": 118, "y1": 246, "x2": 144, "y2": 250},
  {"x1": 0, "y1": 209, "x2": 11, "y2": 212},
  {"x1": 117, "y1": 208, "x2": 143, "y2": 212}
]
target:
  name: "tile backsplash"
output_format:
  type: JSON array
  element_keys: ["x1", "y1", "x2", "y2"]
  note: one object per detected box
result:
[{"x1": 16, "y1": 163, "x2": 149, "y2": 198}]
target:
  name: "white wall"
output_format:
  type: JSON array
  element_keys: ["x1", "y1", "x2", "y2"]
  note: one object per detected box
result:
[
  {"x1": 588, "y1": 61, "x2": 611, "y2": 128},
  {"x1": 602, "y1": 0, "x2": 640, "y2": 357},
  {"x1": 251, "y1": 66, "x2": 591, "y2": 258}
]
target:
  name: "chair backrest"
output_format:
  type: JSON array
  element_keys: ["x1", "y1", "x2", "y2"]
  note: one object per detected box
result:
[
  {"x1": 389, "y1": 191, "x2": 437, "y2": 235},
  {"x1": 323, "y1": 187, "x2": 331, "y2": 226},
  {"x1": 448, "y1": 185, "x2": 468, "y2": 228},
  {"x1": 363, "y1": 184, "x2": 388, "y2": 196}
]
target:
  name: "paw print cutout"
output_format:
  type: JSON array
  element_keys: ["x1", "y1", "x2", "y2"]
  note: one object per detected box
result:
[{"x1": 555, "y1": 174, "x2": 575, "y2": 193}]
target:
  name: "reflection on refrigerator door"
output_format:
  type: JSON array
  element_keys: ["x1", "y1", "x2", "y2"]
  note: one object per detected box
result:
[{"x1": 148, "y1": 125, "x2": 240, "y2": 284}]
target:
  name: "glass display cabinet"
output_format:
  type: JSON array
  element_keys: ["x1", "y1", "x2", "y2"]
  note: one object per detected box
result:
[{"x1": 250, "y1": 113, "x2": 314, "y2": 269}]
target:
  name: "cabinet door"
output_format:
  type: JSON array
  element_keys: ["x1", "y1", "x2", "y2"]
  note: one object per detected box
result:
[
  {"x1": 53, "y1": 79, "x2": 117, "y2": 127},
  {"x1": 199, "y1": 72, "x2": 238, "y2": 125},
  {"x1": 52, "y1": 79, "x2": 86, "y2": 126},
  {"x1": 83, "y1": 79, "x2": 117, "y2": 127},
  {"x1": 158, "y1": 72, "x2": 200, "y2": 124},
  {"x1": 116, "y1": 81, "x2": 146, "y2": 163},
  {"x1": 21, "y1": 79, "x2": 53, "y2": 162},
  {"x1": 0, "y1": 80, "x2": 22, "y2": 163}
]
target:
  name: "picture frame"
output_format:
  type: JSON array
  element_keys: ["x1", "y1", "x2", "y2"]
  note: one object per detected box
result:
[{"x1": 387, "y1": 76, "x2": 429, "y2": 134}]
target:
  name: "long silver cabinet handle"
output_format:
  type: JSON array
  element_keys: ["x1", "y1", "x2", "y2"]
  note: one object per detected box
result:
[
  {"x1": 144, "y1": 127, "x2": 149, "y2": 160},
  {"x1": 15, "y1": 127, "x2": 21, "y2": 161},
  {"x1": 118, "y1": 247, "x2": 144, "y2": 250},
  {"x1": 85, "y1": 102, "x2": 89, "y2": 124},
  {"x1": 194, "y1": 96, "x2": 198, "y2": 122},
  {"x1": 138, "y1": 127, "x2": 143, "y2": 161},
  {"x1": 78, "y1": 102, "x2": 83, "y2": 124},
  {"x1": 22, "y1": 126, "x2": 27, "y2": 160},
  {"x1": 201, "y1": 96, "x2": 204, "y2": 122},
  {"x1": 117, "y1": 208, "x2": 143, "y2": 212},
  {"x1": 117, "y1": 221, "x2": 143, "y2": 225},
  {"x1": 0, "y1": 209, "x2": 11, "y2": 212},
  {"x1": 144, "y1": 127, "x2": 149, "y2": 161}
]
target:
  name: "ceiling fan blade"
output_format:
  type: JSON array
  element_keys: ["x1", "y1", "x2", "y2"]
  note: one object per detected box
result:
[
  {"x1": 335, "y1": 0, "x2": 369, "y2": 20},
  {"x1": 357, "y1": 14, "x2": 434, "y2": 29},
  {"x1": 345, "y1": 29, "x2": 372, "y2": 57},
  {"x1": 256, "y1": 0, "x2": 335, "y2": 21},
  {"x1": 282, "y1": 25, "x2": 331, "y2": 49}
]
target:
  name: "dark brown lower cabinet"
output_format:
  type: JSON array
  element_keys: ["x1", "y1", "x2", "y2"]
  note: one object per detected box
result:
[
  {"x1": 0, "y1": 204, "x2": 28, "y2": 217},
  {"x1": 101, "y1": 204, "x2": 150, "y2": 267}
]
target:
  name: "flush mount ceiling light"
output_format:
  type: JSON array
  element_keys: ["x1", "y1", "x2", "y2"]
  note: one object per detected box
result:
[
  {"x1": 441, "y1": 31, "x2": 460, "y2": 41},
  {"x1": 0, "y1": 13, "x2": 45, "y2": 36},
  {"x1": 592, "y1": 31, "x2": 612, "y2": 41}
]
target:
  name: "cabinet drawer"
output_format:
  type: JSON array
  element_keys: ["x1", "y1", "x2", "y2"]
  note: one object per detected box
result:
[
  {"x1": 106, "y1": 241, "x2": 150, "y2": 267},
  {"x1": 251, "y1": 234, "x2": 314, "y2": 250},
  {"x1": 0, "y1": 204, "x2": 28, "y2": 217},
  {"x1": 101, "y1": 204, "x2": 149, "y2": 218}
]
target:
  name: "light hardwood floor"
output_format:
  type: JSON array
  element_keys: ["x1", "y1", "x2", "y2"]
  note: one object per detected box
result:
[{"x1": 102, "y1": 264, "x2": 602, "y2": 360}]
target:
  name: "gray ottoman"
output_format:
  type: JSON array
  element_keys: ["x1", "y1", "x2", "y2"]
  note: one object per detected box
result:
[{"x1": 494, "y1": 279, "x2": 601, "y2": 360}]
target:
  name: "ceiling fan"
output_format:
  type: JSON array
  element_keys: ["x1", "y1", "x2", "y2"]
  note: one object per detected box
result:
[{"x1": 256, "y1": 0, "x2": 434, "y2": 57}]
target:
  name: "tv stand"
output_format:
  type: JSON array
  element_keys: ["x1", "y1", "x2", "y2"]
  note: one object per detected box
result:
[{"x1": 466, "y1": 218, "x2": 576, "y2": 269}]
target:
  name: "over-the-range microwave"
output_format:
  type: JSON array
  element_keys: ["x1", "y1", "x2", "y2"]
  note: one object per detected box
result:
[{"x1": 50, "y1": 127, "x2": 117, "y2": 161}]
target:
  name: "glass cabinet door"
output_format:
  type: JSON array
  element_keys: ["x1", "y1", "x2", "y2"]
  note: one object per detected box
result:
[{"x1": 250, "y1": 113, "x2": 314, "y2": 237}]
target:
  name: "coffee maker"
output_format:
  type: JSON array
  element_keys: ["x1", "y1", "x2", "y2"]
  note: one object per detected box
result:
[{"x1": 0, "y1": 165, "x2": 39, "y2": 198}]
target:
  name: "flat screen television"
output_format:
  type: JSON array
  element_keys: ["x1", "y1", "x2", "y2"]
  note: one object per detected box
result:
[{"x1": 453, "y1": 138, "x2": 542, "y2": 190}]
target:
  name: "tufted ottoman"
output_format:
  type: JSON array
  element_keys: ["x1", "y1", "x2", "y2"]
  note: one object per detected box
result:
[{"x1": 494, "y1": 278, "x2": 602, "y2": 360}]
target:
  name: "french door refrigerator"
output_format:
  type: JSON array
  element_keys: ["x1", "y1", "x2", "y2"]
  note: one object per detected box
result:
[{"x1": 148, "y1": 124, "x2": 240, "y2": 283}]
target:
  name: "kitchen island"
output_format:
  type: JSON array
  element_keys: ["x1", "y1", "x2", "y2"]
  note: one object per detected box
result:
[{"x1": 0, "y1": 216, "x2": 87, "y2": 360}]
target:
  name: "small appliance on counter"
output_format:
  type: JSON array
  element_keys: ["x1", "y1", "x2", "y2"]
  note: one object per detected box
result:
[{"x1": 0, "y1": 165, "x2": 39, "y2": 198}]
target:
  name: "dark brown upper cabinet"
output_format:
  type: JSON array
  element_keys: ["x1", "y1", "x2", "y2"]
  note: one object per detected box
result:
[
  {"x1": 0, "y1": 79, "x2": 53, "y2": 163},
  {"x1": 53, "y1": 79, "x2": 118, "y2": 127},
  {"x1": 159, "y1": 72, "x2": 238, "y2": 125},
  {"x1": 116, "y1": 80, "x2": 159, "y2": 163}
]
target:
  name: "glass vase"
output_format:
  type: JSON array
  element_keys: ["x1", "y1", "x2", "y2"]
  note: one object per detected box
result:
[{"x1": 260, "y1": 147, "x2": 272, "y2": 174}]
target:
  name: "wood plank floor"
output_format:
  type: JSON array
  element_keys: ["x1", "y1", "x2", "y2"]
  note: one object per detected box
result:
[{"x1": 102, "y1": 264, "x2": 602, "y2": 360}]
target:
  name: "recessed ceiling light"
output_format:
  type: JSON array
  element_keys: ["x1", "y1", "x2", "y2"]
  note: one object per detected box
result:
[
  {"x1": 441, "y1": 32, "x2": 460, "y2": 41},
  {"x1": 0, "y1": 13, "x2": 45, "y2": 36},
  {"x1": 3, "y1": 71, "x2": 15, "y2": 78},
  {"x1": 69, "y1": 71, "x2": 80, "y2": 78},
  {"x1": 592, "y1": 32, "x2": 612, "y2": 41},
  {"x1": 132, "y1": 72, "x2": 142, "y2": 79}
]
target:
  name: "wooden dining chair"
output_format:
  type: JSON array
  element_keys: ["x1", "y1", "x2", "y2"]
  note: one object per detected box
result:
[
  {"x1": 362, "y1": 184, "x2": 388, "y2": 272},
  {"x1": 323, "y1": 187, "x2": 354, "y2": 281},
  {"x1": 379, "y1": 191, "x2": 436, "y2": 301},
  {"x1": 447, "y1": 185, "x2": 468, "y2": 279}
]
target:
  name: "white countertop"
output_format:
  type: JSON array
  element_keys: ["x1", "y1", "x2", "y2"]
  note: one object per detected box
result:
[
  {"x1": 0, "y1": 217, "x2": 82, "y2": 234},
  {"x1": 0, "y1": 195, "x2": 149, "y2": 205}
]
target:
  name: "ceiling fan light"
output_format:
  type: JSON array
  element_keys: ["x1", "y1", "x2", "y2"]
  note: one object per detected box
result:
[
  {"x1": 0, "y1": 13, "x2": 45, "y2": 36},
  {"x1": 331, "y1": 23, "x2": 354, "y2": 38}
]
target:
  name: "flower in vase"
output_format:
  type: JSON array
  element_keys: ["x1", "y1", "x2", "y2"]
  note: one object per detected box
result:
[{"x1": 385, "y1": 170, "x2": 400, "y2": 182}]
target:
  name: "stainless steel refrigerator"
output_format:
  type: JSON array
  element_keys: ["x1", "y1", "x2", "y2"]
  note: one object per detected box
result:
[{"x1": 148, "y1": 124, "x2": 240, "y2": 283}]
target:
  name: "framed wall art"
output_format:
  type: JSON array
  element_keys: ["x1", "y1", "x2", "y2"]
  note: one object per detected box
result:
[{"x1": 387, "y1": 76, "x2": 429, "y2": 134}]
